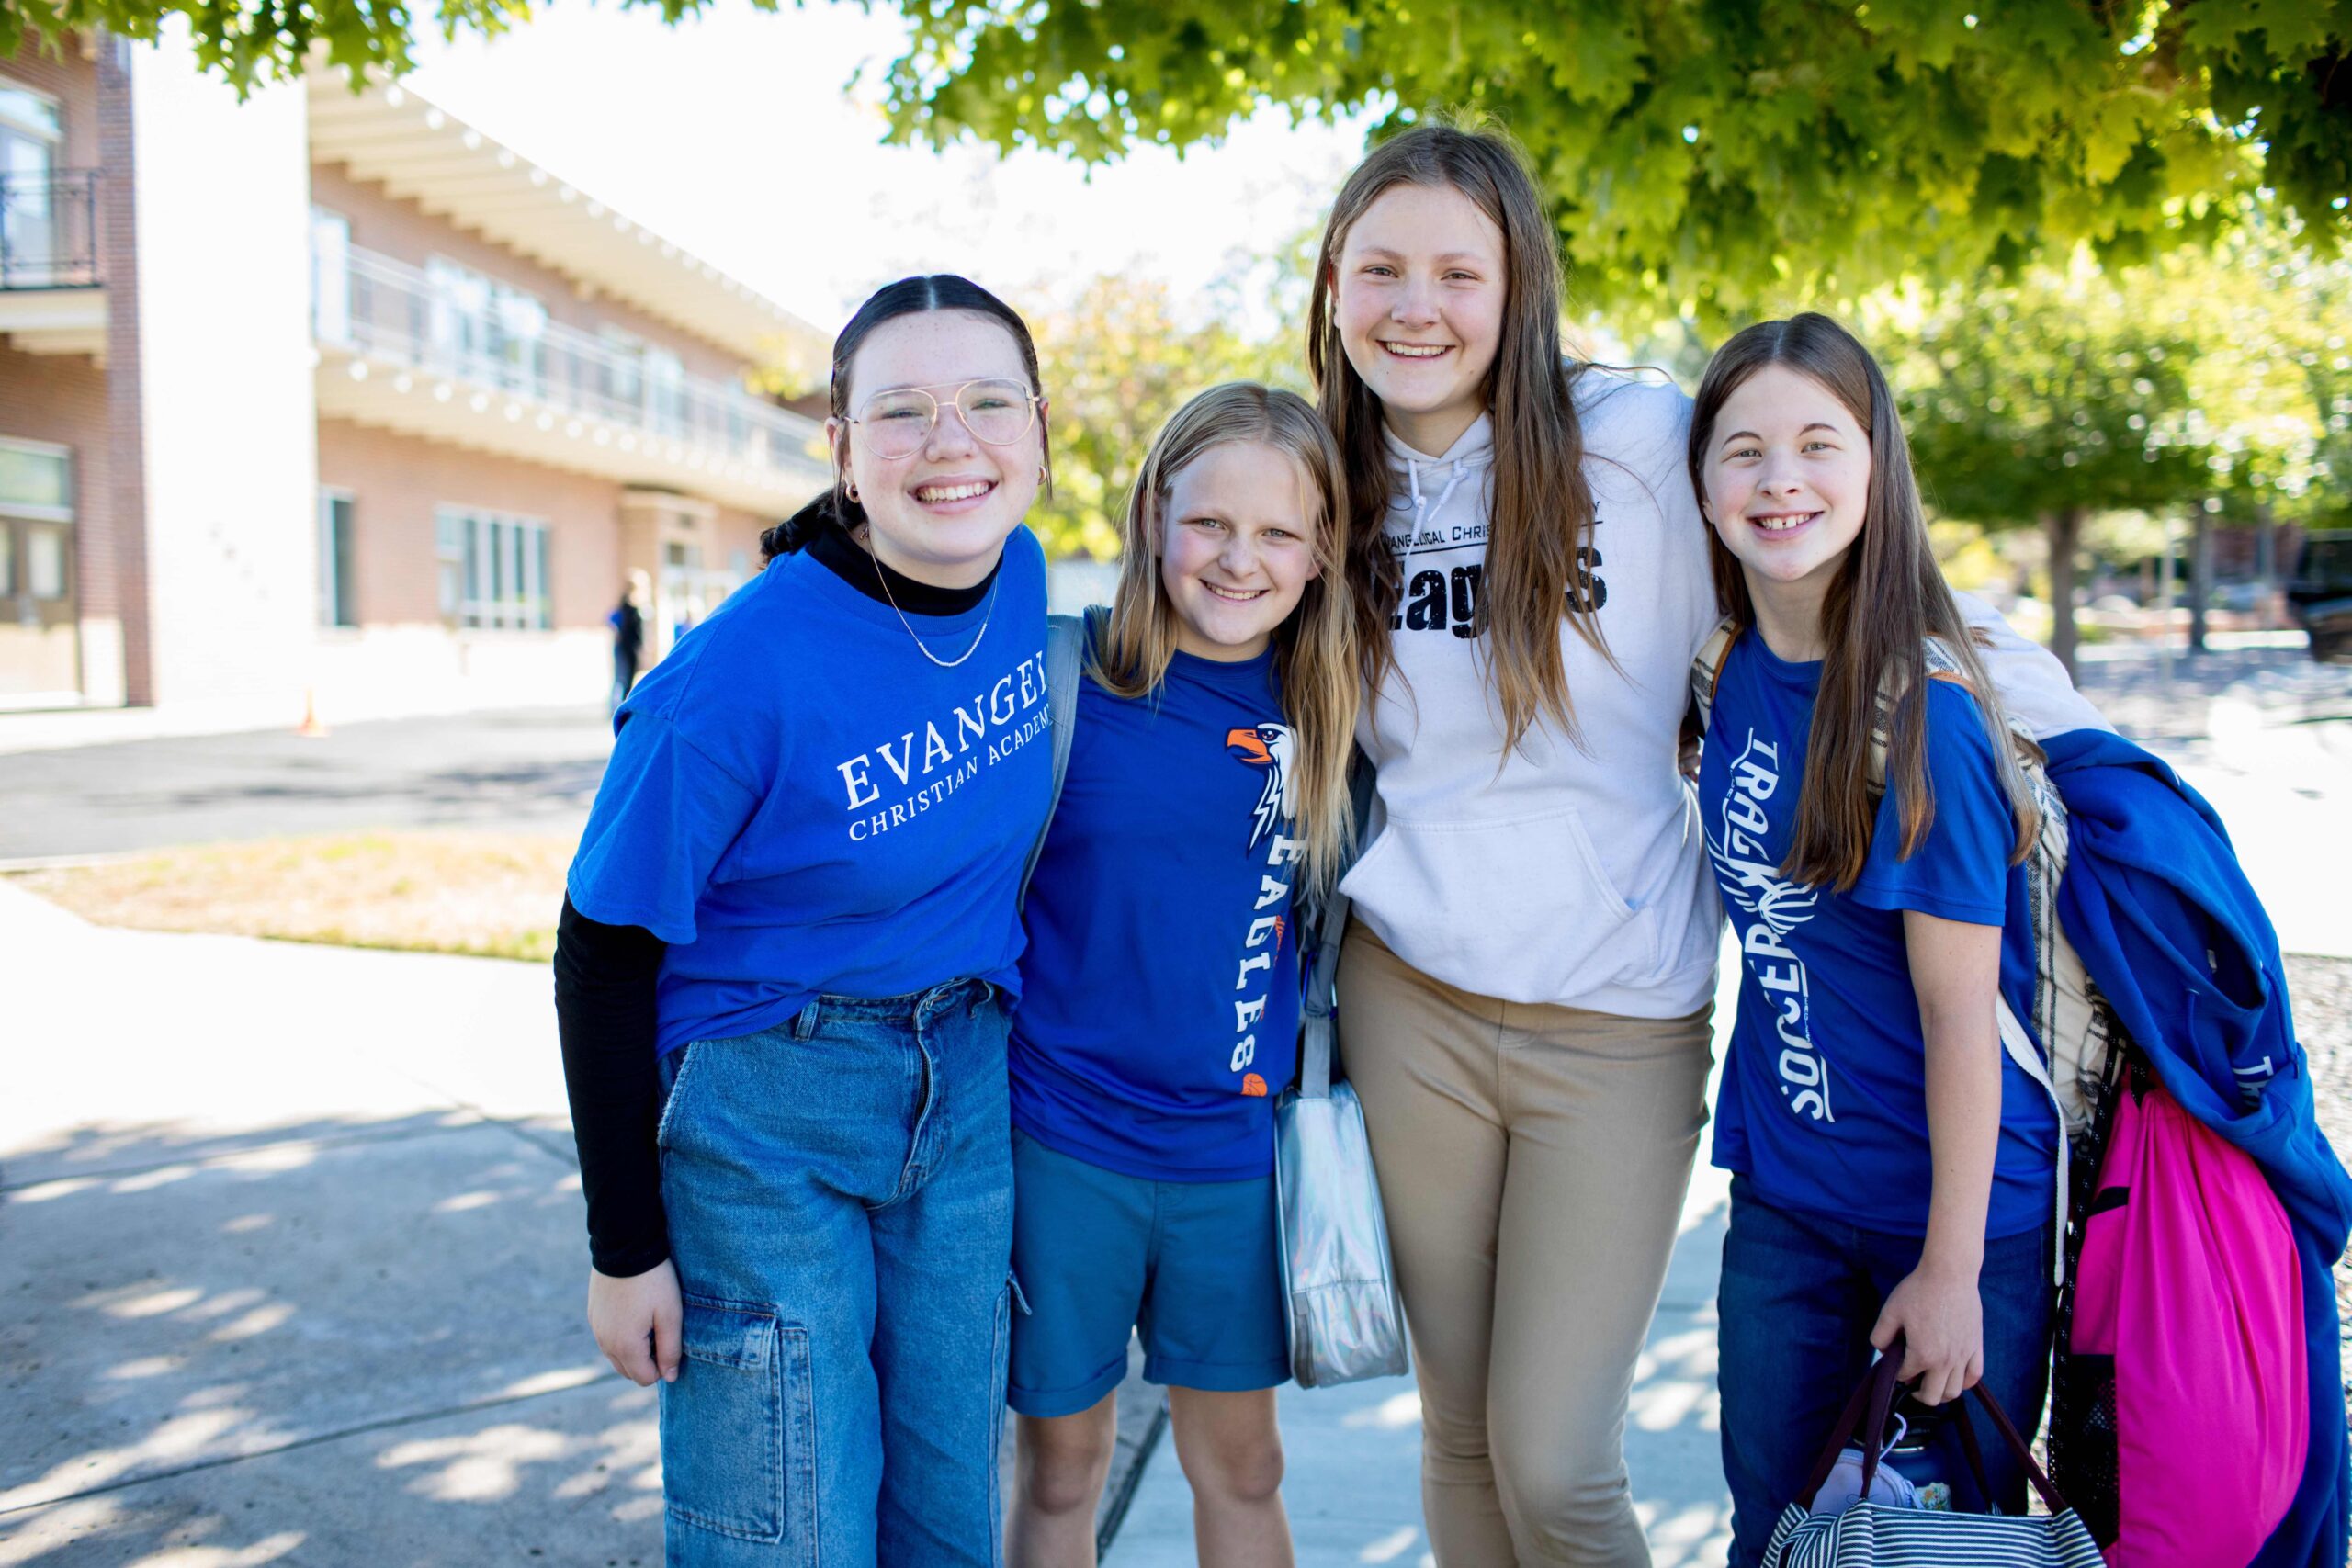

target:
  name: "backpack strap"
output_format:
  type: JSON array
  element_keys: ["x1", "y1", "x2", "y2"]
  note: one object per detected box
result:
[
  {"x1": 1688, "y1": 616, "x2": 1740, "y2": 736},
  {"x1": 1018, "y1": 610, "x2": 1091, "y2": 908},
  {"x1": 1883, "y1": 636, "x2": 2076, "y2": 1281}
]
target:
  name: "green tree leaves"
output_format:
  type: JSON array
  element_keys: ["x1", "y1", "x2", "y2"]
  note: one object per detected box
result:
[{"x1": 868, "y1": 0, "x2": 2351, "y2": 324}]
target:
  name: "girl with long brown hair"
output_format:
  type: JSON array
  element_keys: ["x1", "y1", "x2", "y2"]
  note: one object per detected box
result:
[
  {"x1": 1312, "y1": 121, "x2": 1724, "y2": 1564},
  {"x1": 1003, "y1": 383, "x2": 1354, "y2": 1568},
  {"x1": 1307, "y1": 127, "x2": 2087, "y2": 1562},
  {"x1": 1688, "y1": 314, "x2": 2060, "y2": 1559}
]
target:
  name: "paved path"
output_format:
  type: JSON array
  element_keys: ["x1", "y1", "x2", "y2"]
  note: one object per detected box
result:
[
  {"x1": 0, "y1": 882, "x2": 653, "y2": 1566},
  {"x1": 0, "y1": 706, "x2": 612, "y2": 862}
]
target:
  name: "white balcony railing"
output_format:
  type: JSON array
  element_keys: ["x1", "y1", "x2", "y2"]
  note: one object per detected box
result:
[{"x1": 312, "y1": 243, "x2": 824, "y2": 480}]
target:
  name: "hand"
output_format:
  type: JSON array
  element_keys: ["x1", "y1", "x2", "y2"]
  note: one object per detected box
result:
[
  {"x1": 588, "y1": 1259, "x2": 683, "y2": 1386},
  {"x1": 1870, "y1": 1259, "x2": 1984, "y2": 1406}
]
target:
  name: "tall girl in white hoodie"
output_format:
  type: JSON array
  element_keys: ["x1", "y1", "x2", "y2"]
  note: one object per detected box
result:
[{"x1": 1309, "y1": 124, "x2": 2094, "y2": 1565}]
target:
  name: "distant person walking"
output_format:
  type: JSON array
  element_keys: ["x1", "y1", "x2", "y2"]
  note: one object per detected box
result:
[
  {"x1": 608, "y1": 571, "x2": 648, "y2": 713},
  {"x1": 555, "y1": 274, "x2": 1055, "y2": 1566}
]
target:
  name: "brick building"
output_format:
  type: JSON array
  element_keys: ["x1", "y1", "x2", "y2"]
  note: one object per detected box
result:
[{"x1": 0, "y1": 29, "x2": 830, "y2": 722}]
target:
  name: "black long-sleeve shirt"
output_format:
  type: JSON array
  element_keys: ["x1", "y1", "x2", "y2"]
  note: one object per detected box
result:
[{"x1": 553, "y1": 525, "x2": 1001, "y2": 1275}]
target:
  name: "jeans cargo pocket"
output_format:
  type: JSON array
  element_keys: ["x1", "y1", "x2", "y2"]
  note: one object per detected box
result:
[{"x1": 662, "y1": 1297, "x2": 816, "y2": 1554}]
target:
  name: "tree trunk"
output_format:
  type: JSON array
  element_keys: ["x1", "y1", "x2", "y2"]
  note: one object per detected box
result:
[
  {"x1": 2188, "y1": 508, "x2": 2215, "y2": 654},
  {"x1": 2046, "y1": 506, "x2": 2084, "y2": 681}
]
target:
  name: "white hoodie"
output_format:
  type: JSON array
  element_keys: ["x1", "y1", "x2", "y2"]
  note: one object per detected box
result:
[{"x1": 1345, "y1": 371, "x2": 1723, "y2": 1018}]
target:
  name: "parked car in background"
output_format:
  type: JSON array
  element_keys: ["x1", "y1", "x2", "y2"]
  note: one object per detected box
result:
[{"x1": 2288, "y1": 531, "x2": 2352, "y2": 663}]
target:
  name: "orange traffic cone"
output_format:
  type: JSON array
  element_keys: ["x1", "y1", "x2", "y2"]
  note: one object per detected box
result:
[{"x1": 296, "y1": 687, "x2": 330, "y2": 739}]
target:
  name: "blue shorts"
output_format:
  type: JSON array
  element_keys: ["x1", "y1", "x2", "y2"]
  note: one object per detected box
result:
[{"x1": 1007, "y1": 1126, "x2": 1290, "y2": 1417}]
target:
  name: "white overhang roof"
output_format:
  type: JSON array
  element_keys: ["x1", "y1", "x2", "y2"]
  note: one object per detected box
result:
[{"x1": 305, "y1": 74, "x2": 827, "y2": 367}]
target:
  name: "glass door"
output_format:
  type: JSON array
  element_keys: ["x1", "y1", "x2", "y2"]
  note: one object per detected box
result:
[
  {"x1": 0, "y1": 439, "x2": 77, "y2": 702},
  {"x1": 0, "y1": 84, "x2": 62, "y2": 288}
]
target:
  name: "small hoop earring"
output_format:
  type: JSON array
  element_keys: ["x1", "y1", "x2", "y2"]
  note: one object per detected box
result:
[{"x1": 845, "y1": 481, "x2": 860, "y2": 502}]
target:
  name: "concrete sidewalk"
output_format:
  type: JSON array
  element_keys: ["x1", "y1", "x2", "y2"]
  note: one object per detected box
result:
[{"x1": 0, "y1": 881, "x2": 660, "y2": 1565}]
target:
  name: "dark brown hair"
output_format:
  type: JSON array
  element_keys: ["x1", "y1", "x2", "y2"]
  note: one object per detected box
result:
[
  {"x1": 1688, "y1": 312, "x2": 2039, "y2": 890},
  {"x1": 762, "y1": 274, "x2": 1049, "y2": 561},
  {"x1": 1307, "y1": 121, "x2": 1605, "y2": 750}
]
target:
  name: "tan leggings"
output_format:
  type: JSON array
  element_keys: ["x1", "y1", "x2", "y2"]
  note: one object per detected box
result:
[{"x1": 1338, "y1": 919, "x2": 1714, "y2": 1566}]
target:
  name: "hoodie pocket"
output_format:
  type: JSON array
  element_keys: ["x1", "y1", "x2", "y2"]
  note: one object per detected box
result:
[{"x1": 1340, "y1": 806, "x2": 1661, "y2": 1003}]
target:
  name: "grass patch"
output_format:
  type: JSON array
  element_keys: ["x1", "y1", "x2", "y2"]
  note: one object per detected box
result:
[{"x1": 8, "y1": 831, "x2": 571, "y2": 962}]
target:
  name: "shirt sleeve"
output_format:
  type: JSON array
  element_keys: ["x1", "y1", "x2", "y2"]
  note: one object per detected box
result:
[
  {"x1": 1849, "y1": 681, "x2": 2013, "y2": 928},
  {"x1": 566, "y1": 706, "x2": 763, "y2": 944},
  {"x1": 551, "y1": 897, "x2": 670, "y2": 1277}
]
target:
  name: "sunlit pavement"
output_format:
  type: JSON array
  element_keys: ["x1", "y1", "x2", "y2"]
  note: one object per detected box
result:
[{"x1": 0, "y1": 882, "x2": 662, "y2": 1566}]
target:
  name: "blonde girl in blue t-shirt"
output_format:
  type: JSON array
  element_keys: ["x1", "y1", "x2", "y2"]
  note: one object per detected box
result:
[
  {"x1": 1687, "y1": 314, "x2": 2062, "y2": 1560},
  {"x1": 1003, "y1": 383, "x2": 1357, "y2": 1568}
]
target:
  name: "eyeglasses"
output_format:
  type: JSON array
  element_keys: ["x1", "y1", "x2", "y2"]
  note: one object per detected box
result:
[{"x1": 849, "y1": 378, "x2": 1040, "y2": 459}]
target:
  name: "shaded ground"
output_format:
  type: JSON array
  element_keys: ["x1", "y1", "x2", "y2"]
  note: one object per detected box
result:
[{"x1": 9, "y1": 832, "x2": 573, "y2": 963}]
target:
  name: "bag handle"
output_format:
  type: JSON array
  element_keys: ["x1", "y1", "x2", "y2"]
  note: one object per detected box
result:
[
  {"x1": 1791, "y1": 1347, "x2": 1907, "y2": 1510},
  {"x1": 1953, "y1": 1377, "x2": 2073, "y2": 1517},
  {"x1": 1296, "y1": 753, "x2": 1377, "y2": 1100},
  {"x1": 1794, "y1": 1338, "x2": 2077, "y2": 1518}
]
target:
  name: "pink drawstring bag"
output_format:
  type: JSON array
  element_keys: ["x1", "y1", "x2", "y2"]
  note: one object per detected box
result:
[{"x1": 2064, "y1": 1072, "x2": 2306, "y2": 1564}]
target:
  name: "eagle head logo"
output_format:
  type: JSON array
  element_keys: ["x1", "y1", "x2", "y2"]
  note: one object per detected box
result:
[{"x1": 1225, "y1": 723, "x2": 1295, "y2": 852}]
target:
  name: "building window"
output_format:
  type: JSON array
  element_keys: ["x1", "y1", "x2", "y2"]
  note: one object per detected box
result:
[
  {"x1": 318, "y1": 490, "x2": 356, "y2": 627},
  {"x1": 435, "y1": 512, "x2": 465, "y2": 625},
  {"x1": 426, "y1": 258, "x2": 547, "y2": 396},
  {"x1": 311, "y1": 208, "x2": 352, "y2": 346},
  {"x1": 0, "y1": 437, "x2": 71, "y2": 519},
  {"x1": 26, "y1": 523, "x2": 62, "y2": 599},
  {"x1": 436, "y1": 506, "x2": 552, "y2": 630}
]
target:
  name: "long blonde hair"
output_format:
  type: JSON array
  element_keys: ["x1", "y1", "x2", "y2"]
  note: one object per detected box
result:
[
  {"x1": 1307, "y1": 120, "x2": 1608, "y2": 750},
  {"x1": 1092, "y1": 382, "x2": 1358, "y2": 897}
]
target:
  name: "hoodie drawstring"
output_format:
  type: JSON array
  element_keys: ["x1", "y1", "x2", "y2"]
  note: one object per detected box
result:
[{"x1": 1398, "y1": 457, "x2": 1470, "y2": 584}]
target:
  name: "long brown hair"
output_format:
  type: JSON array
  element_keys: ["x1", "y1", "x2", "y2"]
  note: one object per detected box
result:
[
  {"x1": 1307, "y1": 120, "x2": 1604, "y2": 750},
  {"x1": 1094, "y1": 382, "x2": 1358, "y2": 897},
  {"x1": 1688, "y1": 313, "x2": 2040, "y2": 891}
]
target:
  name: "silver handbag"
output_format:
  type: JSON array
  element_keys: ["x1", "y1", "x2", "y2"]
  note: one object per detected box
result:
[{"x1": 1273, "y1": 878, "x2": 1410, "y2": 1389}]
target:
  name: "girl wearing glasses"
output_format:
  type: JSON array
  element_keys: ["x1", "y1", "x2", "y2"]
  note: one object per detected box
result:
[{"x1": 556, "y1": 275, "x2": 1053, "y2": 1566}]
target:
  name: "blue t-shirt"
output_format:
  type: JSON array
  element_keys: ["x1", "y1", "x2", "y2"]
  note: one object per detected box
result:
[
  {"x1": 1012, "y1": 643, "x2": 1303, "y2": 1181},
  {"x1": 1700, "y1": 633, "x2": 2058, "y2": 1238},
  {"x1": 568, "y1": 528, "x2": 1053, "y2": 1055}
]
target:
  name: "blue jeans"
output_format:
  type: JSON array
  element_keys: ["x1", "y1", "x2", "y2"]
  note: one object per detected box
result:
[
  {"x1": 1717, "y1": 1178, "x2": 2054, "y2": 1567},
  {"x1": 655, "y1": 981, "x2": 1014, "y2": 1567}
]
